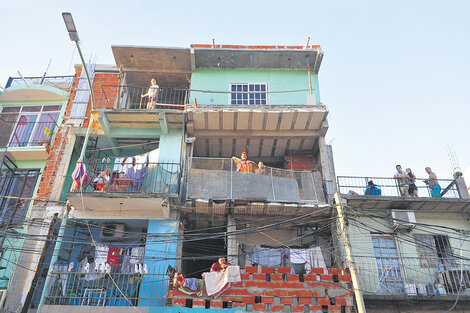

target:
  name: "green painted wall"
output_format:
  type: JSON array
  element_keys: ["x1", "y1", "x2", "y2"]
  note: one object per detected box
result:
[
  {"x1": 343, "y1": 211, "x2": 470, "y2": 295},
  {"x1": 190, "y1": 69, "x2": 321, "y2": 106}
]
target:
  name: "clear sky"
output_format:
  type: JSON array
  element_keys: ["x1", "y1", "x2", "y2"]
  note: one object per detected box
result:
[{"x1": 1, "y1": 0, "x2": 469, "y2": 182}]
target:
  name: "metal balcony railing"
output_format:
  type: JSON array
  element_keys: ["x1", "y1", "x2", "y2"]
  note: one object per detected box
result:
[
  {"x1": 186, "y1": 157, "x2": 325, "y2": 203},
  {"x1": 0, "y1": 118, "x2": 58, "y2": 148},
  {"x1": 93, "y1": 85, "x2": 188, "y2": 110},
  {"x1": 6, "y1": 75, "x2": 75, "y2": 92},
  {"x1": 45, "y1": 272, "x2": 169, "y2": 306},
  {"x1": 354, "y1": 256, "x2": 470, "y2": 296},
  {"x1": 337, "y1": 176, "x2": 460, "y2": 198},
  {"x1": 69, "y1": 160, "x2": 180, "y2": 195}
]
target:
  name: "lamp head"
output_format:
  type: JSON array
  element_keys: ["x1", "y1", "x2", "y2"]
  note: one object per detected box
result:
[{"x1": 62, "y1": 12, "x2": 80, "y2": 42}]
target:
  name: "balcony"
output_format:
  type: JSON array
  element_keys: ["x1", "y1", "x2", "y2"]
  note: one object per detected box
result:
[
  {"x1": 94, "y1": 85, "x2": 187, "y2": 110},
  {"x1": 66, "y1": 160, "x2": 180, "y2": 219},
  {"x1": 337, "y1": 176, "x2": 470, "y2": 212},
  {"x1": 186, "y1": 157, "x2": 325, "y2": 205},
  {"x1": 354, "y1": 256, "x2": 470, "y2": 298},
  {"x1": 44, "y1": 272, "x2": 168, "y2": 307},
  {"x1": 0, "y1": 117, "x2": 57, "y2": 160}
]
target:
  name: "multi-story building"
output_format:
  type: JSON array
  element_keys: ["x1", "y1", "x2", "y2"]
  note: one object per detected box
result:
[
  {"x1": 0, "y1": 75, "x2": 73, "y2": 312},
  {"x1": 336, "y1": 173, "x2": 470, "y2": 312},
  {"x1": 0, "y1": 43, "x2": 357, "y2": 313}
]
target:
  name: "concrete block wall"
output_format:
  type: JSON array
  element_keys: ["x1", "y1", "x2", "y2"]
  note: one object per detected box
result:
[{"x1": 169, "y1": 266, "x2": 354, "y2": 312}]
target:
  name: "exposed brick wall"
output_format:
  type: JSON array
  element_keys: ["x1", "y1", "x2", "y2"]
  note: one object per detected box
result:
[
  {"x1": 169, "y1": 267, "x2": 354, "y2": 313},
  {"x1": 34, "y1": 67, "x2": 120, "y2": 204}
]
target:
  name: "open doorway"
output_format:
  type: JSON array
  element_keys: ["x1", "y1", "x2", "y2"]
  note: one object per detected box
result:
[{"x1": 182, "y1": 236, "x2": 226, "y2": 278}]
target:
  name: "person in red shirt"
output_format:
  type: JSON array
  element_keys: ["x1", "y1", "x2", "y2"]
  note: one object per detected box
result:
[{"x1": 210, "y1": 258, "x2": 231, "y2": 272}]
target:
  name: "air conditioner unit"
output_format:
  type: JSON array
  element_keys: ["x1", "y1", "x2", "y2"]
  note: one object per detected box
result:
[
  {"x1": 100, "y1": 223, "x2": 125, "y2": 241},
  {"x1": 391, "y1": 210, "x2": 416, "y2": 231}
]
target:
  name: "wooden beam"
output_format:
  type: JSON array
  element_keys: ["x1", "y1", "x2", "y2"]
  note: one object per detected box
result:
[
  {"x1": 122, "y1": 67, "x2": 192, "y2": 74},
  {"x1": 191, "y1": 129, "x2": 320, "y2": 138}
]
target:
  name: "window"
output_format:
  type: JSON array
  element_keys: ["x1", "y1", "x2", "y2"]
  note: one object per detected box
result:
[
  {"x1": 230, "y1": 83, "x2": 267, "y2": 105},
  {"x1": 371, "y1": 235, "x2": 404, "y2": 294},
  {"x1": 0, "y1": 105, "x2": 60, "y2": 147},
  {"x1": 0, "y1": 169, "x2": 39, "y2": 226},
  {"x1": 415, "y1": 234, "x2": 454, "y2": 267}
]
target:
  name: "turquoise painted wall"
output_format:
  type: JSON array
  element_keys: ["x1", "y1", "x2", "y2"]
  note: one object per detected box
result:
[
  {"x1": 139, "y1": 220, "x2": 179, "y2": 306},
  {"x1": 158, "y1": 129, "x2": 183, "y2": 164},
  {"x1": 190, "y1": 69, "x2": 321, "y2": 106}
]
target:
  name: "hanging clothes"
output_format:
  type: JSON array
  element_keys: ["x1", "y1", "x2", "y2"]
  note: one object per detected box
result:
[
  {"x1": 78, "y1": 244, "x2": 95, "y2": 263},
  {"x1": 107, "y1": 247, "x2": 120, "y2": 268},
  {"x1": 250, "y1": 247, "x2": 282, "y2": 267},
  {"x1": 304, "y1": 247, "x2": 327, "y2": 274},
  {"x1": 289, "y1": 249, "x2": 308, "y2": 264},
  {"x1": 130, "y1": 246, "x2": 144, "y2": 264},
  {"x1": 47, "y1": 262, "x2": 71, "y2": 296},
  {"x1": 71, "y1": 160, "x2": 90, "y2": 190}
]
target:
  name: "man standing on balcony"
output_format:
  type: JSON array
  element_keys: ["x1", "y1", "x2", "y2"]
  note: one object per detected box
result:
[
  {"x1": 394, "y1": 165, "x2": 409, "y2": 197},
  {"x1": 425, "y1": 167, "x2": 442, "y2": 197}
]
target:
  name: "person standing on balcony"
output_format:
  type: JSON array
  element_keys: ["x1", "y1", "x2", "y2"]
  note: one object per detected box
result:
[
  {"x1": 232, "y1": 151, "x2": 256, "y2": 173},
  {"x1": 425, "y1": 167, "x2": 441, "y2": 197},
  {"x1": 394, "y1": 164, "x2": 409, "y2": 197},
  {"x1": 406, "y1": 168, "x2": 418, "y2": 197},
  {"x1": 141, "y1": 78, "x2": 159, "y2": 109}
]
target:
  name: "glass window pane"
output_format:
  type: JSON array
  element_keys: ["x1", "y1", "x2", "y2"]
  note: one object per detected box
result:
[
  {"x1": 249, "y1": 85, "x2": 254, "y2": 91},
  {"x1": 237, "y1": 85, "x2": 242, "y2": 92},
  {"x1": 261, "y1": 85, "x2": 266, "y2": 91},
  {"x1": 1, "y1": 107, "x2": 21, "y2": 113},
  {"x1": 249, "y1": 99, "x2": 254, "y2": 105},
  {"x1": 237, "y1": 100, "x2": 242, "y2": 105},
  {"x1": 261, "y1": 93, "x2": 266, "y2": 100},
  {"x1": 255, "y1": 85, "x2": 260, "y2": 91},
  {"x1": 231, "y1": 99, "x2": 236, "y2": 105},
  {"x1": 42, "y1": 105, "x2": 60, "y2": 112},
  {"x1": 255, "y1": 100, "x2": 260, "y2": 105},
  {"x1": 242, "y1": 85, "x2": 248, "y2": 92},
  {"x1": 22, "y1": 106, "x2": 41, "y2": 112},
  {"x1": 243, "y1": 93, "x2": 248, "y2": 100},
  {"x1": 255, "y1": 93, "x2": 260, "y2": 99},
  {"x1": 231, "y1": 85, "x2": 236, "y2": 91}
]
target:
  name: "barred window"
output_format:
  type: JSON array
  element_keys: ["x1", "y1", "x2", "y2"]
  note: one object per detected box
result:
[
  {"x1": 415, "y1": 234, "x2": 454, "y2": 267},
  {"x1": 230, "y1": 83, "x2": 267, "y2": 105}
]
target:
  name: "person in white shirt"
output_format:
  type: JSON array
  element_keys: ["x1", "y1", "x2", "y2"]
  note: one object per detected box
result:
[{"x1": 141, "y1": 78, "x2": 159, "y2": 109}]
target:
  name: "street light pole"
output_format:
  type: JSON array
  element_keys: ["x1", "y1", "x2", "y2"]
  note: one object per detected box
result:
[
  {"x1": 37, "y1": 13, "x2": 96, "y2": 311},
  {"x1": 62, "y1": 12, "x2": 95, "y2": 161}
]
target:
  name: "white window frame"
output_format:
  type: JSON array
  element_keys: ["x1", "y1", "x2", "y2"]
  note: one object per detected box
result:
[
  {"x1": 1, "y1": 105, "x2": 60, "y2": 147},
  {"x1": 229, "y1": 83, "x2": 268, "y2": 105}
]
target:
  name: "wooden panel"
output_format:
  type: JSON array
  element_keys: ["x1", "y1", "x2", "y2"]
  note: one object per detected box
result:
[
  {"x1": 303, "y1": 138, "x2": 315, "y2": 150},
  {"x1": 209, "y1": 138, "x2": 220, "y2": 156},
  {"x1": 274, "y1": 138, "x2": 288, "y2": 157},
  {"x1": 193, "y1": 111, "x2": 206, "y2": 129},
  {"x1": 279, "y1": 112, "x2": 294, "y2": 130},
  {"x1": 307, "y1": 112, "x2": 326, "y2": 129},
  {"x1": 261, "y1": 139, "x2": 274, "y2": 156},
  {"x1": 222, "y1": 111, "x2": 235, "y2": 130},
  {"x1": 194, "y1": 138, "x2": 206, "y2": 156},
  {"x1": 293, "y1": 110, "x2": 310, "y2": 129},
  {"x1": 221, "y1": 138, "x2": 233, "y2": 157},
  {"x1": 247, "y1": 139, "x2": 261, "y2": 157},
  {"x1": 264, "y1": 112, "x2": 279, "y2": 130},
  {"x1": 289, "y1": 139, "x2": 301, "y2": 151},
  {"x1": 251, "y1": 111, "x2": 264, "y2": 130},
  {"x1": 237, "y1": 110, "x2": 250, "y2": 130},
  {"x1": 207, "y1": 111, "x2": 219, "y2": 130},
  {"x1": 235, "y1": 138, "x2": 247, "y2": 155}
]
